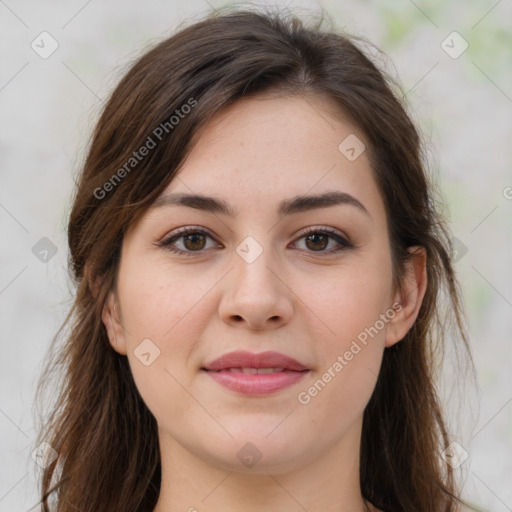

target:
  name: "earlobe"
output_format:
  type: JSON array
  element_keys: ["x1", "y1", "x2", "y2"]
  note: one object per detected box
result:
[
  {"x1": 385, "y1": 246, "x2": 427, "y2": 348},
  {"x1": 102, "y1": 291, "x2": 128, "y2": 355}
]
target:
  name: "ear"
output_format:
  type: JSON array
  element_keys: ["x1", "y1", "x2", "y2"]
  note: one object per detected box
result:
[
  {"x1": 385, "y1": 246, "x2": 427, "y2": 348},
  {"x1": 102, "y1": 290, "x2": 128, "y2": 355}
]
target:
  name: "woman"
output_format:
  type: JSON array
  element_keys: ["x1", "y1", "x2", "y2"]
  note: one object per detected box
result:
[{"x1": 34, "y1": 6, "x2": 479, "y2": 511}]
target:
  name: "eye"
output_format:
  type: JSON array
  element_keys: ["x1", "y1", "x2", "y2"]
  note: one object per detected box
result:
[
  {"x1": 155, "y1": 226, "x2": 353, "y2": 256},
  {"x1": 292, "y1": 226, "x2": 353, "y2": 254},
  {"x1": 155, "y1": 226, "x2": 219, "y2": 257}
]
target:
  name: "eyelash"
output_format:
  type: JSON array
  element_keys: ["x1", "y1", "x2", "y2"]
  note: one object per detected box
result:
[{"x1": 155, "y1": 226, "x2": 353, "y2": 257}]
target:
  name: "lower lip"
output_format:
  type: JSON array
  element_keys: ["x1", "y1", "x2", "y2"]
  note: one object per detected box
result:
[{"x1": 203, "y1": 369, "x2": 309, "y2": 395}]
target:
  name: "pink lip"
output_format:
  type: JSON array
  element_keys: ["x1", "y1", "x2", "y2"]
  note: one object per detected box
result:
[
  {"x1": 202, "y1": 350, "x2": 309, "y2": 372},
  {"x1": 201, "y1": 350, "x2": 310, "y2": 395}
]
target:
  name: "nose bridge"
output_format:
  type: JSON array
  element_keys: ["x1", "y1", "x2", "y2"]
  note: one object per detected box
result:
[
  {"x1": 218, "y1": 232, "x2": 293, "y2": 329},
  {"x1": 233, "y1": 233, "x2": 278, "y2": 294}
]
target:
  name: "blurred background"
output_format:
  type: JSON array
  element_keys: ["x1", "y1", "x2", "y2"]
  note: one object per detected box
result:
[{"x1": 1, "y1": 0, "x2": 511, "y2": 510}]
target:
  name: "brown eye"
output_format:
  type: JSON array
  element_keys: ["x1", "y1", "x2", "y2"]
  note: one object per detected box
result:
[
  {"x1": 156, "y1": 227, "x2": 218, "y2": 257},
  {"x1": 182, "y1": 233, "x2": 207, "y2": 251},
  {"x1": 156, "y1": 226, "x2": 352, "y2": 257},
  {"x1": 294, "y1": 227, "x2": 352, "y2": 254},
  {"x1": 304, "y1": 233, "x2": 329, "y2": 251}
]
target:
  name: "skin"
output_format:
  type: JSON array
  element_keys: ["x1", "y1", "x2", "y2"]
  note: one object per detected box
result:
[{"x1": 102, "y1": 93, "x2": 427, "y2": 512}]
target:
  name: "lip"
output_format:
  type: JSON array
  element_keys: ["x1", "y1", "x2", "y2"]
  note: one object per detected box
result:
[
  {"x1": 202, "y1": 350, "x2": 309, "y2": 372},
  {"x1": 201, "y1": 350, "x2": 310, "y2": 396}
]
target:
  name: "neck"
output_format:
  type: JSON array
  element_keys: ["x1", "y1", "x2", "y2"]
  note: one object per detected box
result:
[{"x1": 153, "y1": 418, "x2": 374, "y2": 512}]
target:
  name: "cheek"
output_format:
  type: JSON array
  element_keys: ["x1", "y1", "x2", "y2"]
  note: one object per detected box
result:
[
  {"x1": 296, "y1": 352, "x2": 381, "y2": 441},
  {"x1": 296, "y1": 255, "x2": 392, "y2": 408},
  {"x1": 118, "y1": 257, "x2": 210, "y2": 341},
  {"x1": 295, "y1": 272, "x2": 391, "y2": 428},
  {"x1": 116, "y1": 260, "x2": 214, "y2": 414},
  {"x1": 305, "y1": 256, "x2": 393, "y2": 348}
]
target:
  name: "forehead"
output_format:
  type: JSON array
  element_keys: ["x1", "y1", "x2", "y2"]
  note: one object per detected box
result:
[{"x1": 152, "y1": 93, "x2": 387, "y2": 226}]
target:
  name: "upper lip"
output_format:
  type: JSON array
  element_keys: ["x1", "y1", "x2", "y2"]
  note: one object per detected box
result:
[{"x1": 202, "y1": 350, "x2": 309, "y2": 371}]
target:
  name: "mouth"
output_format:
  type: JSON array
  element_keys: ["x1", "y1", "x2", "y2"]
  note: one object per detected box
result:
[
  {"x1": 204, "y1": 367, "x2": 300, "y2": 374},
  {"x1": 201, "y1": 350, "x2": 311, "y2": 395},
  {"x1": 201, "y1": 367, "x2": 310, "y2": 395},
  {"x1": 202, "y1": 350, "x2": 309, "y2": 372}
]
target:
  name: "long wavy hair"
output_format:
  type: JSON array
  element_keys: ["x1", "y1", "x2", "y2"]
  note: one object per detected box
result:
[{"x1": 33, "y1": 6, "x2": 477, "y2": 511}]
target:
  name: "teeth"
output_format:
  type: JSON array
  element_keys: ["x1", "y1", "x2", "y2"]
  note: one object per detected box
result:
[
  {"x1": 227, "y1": 367, "x2": 285, "y2": 374},
  {"x1": 257, "y1": 367, "x2": 285, "y2": 374}
]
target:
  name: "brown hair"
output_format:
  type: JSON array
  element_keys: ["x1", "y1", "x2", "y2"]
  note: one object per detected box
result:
[{"x1": 33, "y1": 6, "x2": 477, "y2": 511}]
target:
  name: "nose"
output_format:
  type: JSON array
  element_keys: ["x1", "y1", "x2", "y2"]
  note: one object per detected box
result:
[{"x1": 217, "y1": 243, "x2": 294, "y2": 330}]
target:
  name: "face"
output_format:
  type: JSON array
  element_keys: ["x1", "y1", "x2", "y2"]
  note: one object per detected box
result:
[{"x1": 102, "y1": 93, "x2": 424, "y2": 474}]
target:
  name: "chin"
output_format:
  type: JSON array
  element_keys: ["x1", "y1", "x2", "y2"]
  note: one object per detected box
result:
[{"x1": 197, "y1": 428, "x2": 310, "y2": 475}]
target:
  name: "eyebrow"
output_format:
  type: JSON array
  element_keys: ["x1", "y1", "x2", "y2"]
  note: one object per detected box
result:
[{"x1": 150, "y1": 190, "x2": 370, "y2": 218}]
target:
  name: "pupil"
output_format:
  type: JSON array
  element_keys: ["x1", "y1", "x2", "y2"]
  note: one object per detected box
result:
[
  {"x1": 307, "y1": 234, "x2": 327, "y2": 250},
  {"x1": 185, "y1": 234, "x2": 204, "y2": 250}
]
